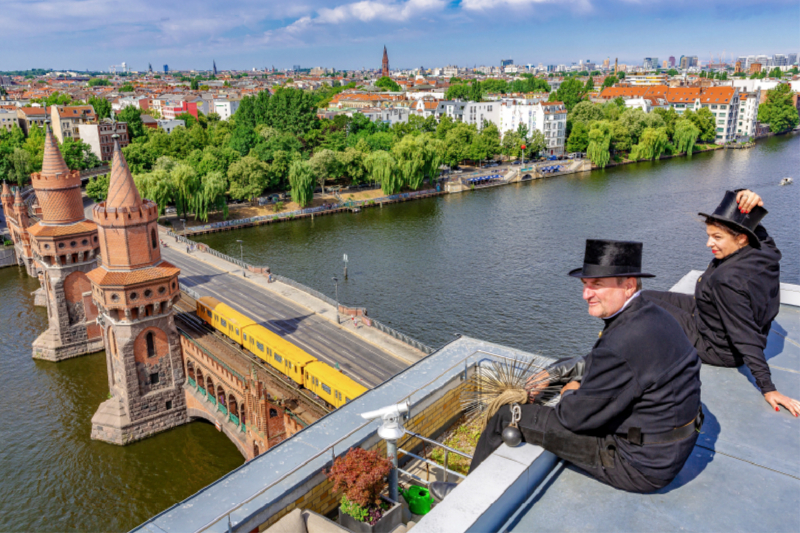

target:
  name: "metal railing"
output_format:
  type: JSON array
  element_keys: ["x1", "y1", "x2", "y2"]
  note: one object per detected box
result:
[
  {"x1": 397, "y1": 429, "x2": 473, "y2": 485},
  {"x1": 179, "y1": 283, "x2": 201, "y2": 301},
  {"x1": 164, "y1": 347, "x2": 549, "y2": 533},
  {"x1": 169, "y1": 231, "x2": 255, "y2": 271},
  {"x1": 272, "y1": 274, "x2": 338, "y2": 307},
  {"x1": 371, "y1": 318, "x2": 434, "y2": 355}
]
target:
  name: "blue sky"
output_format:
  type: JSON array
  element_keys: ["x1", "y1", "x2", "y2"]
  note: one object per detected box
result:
[{"x1": 2, "y1": 0, "x2": 798, "y2": 72}]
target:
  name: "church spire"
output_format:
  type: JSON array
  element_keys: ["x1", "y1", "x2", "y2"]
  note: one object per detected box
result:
[
  {"x1": 105, "y1": 137, "x2": 142, "y2": 211},
  {"x1": 382, "y1": 45, "x2": 390, "y2": 78},
  {"x1": 41, "y1": 125, "x2": 70, "y2": 178}
]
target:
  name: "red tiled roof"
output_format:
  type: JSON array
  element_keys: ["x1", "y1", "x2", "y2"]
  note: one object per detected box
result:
[
  {"x1": 86, "y1": 261, "x2": 180, "y2": 287},
  {"x1": 27, "y1": 220, "x2": 97, "y2": 238}
]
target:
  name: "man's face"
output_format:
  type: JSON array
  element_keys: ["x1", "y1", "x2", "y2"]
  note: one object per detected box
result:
[{"x1": 581, "y1": 277, "x2": 636, "y2": 318}]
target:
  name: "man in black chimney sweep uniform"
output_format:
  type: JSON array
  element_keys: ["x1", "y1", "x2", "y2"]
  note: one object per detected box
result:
[{"x1": 464, "y1": 240, "x2": 703, "y2": 493}]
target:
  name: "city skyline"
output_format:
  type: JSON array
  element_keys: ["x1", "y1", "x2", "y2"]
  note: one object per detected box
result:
[{"x1": 1, "y1": 0, "x2": 798, "y2": 72}]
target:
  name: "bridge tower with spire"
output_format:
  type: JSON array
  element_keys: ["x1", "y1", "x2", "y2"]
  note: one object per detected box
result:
[
  {"x1": 88, "y1": 137, "x2": 187, "y2": 445},
  {"x1": 29, "y1": 127, "x2": 104, "y2": 361}
]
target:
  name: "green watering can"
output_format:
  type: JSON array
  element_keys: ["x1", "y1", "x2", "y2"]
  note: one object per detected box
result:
[{"x1": 400, "y1": 486, "x2": 435, "y2": 515}]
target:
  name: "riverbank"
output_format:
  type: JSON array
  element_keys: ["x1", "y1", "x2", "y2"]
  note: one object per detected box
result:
[{"x1": 171, "y1": 138, "x2": 765, "y2": 237}]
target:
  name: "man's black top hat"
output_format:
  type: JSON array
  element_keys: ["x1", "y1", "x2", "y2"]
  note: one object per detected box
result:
[
  {"x1": 699, "y1": 190, "x2": 767, "y2": 249},
  {"x1": 569, "y1": 239, "x2": 655, "y2": 279}
]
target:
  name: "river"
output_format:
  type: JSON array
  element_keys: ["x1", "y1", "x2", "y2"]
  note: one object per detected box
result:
[
  {"x1": 1, "y1": 134, "x2": 797, "y2": 532},
  {"x1": 198, "y1": 134, "x2": 799, "y2": 359}
]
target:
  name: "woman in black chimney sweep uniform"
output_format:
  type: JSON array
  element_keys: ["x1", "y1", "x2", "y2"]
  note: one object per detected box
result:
[{"x1": 644, "y1": 189, "x2": 800, "y2": 417}]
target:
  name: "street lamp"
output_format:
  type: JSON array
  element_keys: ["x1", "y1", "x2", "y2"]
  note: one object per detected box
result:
[
  {"x1": 332, "y1": 276, "x2": 339, "y2": 324},
  {"x1": 180, "y1": 218, "x2": 186, "y2": 237},
  {"x1": 237, "y1": 239, "x2": 245, "y2": 277}
]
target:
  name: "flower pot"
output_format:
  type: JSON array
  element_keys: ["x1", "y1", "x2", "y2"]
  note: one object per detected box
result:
[{"x1": 338, "y1": 498, "x2": 403, "y2": 533}]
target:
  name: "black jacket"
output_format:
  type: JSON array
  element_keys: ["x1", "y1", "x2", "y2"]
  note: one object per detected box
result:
[
  {"x1": 695, "y1": 225, "x2": 781, "y2": 393},
  {"x1": 555, "y1": 296, "x2": 702, "y2": 481}
]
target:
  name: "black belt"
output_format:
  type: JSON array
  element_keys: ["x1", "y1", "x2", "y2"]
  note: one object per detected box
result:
[{"x1": 619, "y1": 407, "x2": 704, "y2": 446}]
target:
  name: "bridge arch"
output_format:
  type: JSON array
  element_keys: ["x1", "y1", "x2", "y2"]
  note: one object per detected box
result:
[{"x1": 185, "y1": 406, "x2": 249, "y2": 459}]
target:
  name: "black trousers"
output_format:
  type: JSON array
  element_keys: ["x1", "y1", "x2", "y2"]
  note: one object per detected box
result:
[
  {"x1": 642, "y1": 290, "x2": 730, "y2": 367},
  {"x1": 469, "y1": 404, "x2": 668, "y2": 494}
]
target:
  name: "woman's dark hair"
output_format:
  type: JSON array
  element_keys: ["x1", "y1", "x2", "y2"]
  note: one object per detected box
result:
[{"x1": 704, "y1": 216, "x2": 742, "y2": 238}]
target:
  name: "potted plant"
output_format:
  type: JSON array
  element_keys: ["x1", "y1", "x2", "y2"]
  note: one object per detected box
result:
[{"x1": 327, "y1": 447, "x2": 402, "y2": 533}]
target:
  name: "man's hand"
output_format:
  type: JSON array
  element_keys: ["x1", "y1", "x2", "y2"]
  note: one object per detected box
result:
[
  {"x1": 560, "y1": 381, "x2": 580, "y2": 395},
  {"x1": 525, "y1": 370, "x2": 550, "y2": 401},
  {"x1": 764, "y1": 391, "x2": 800, "y2": 417},
  {"x1": 736, "y1": 189, "x2": 763, "y2": 214}
]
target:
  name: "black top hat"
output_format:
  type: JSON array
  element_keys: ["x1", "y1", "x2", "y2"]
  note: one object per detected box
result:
[
  {"x1": 699, "y1": 190, "x2": 767, "y2": 249},
  {"x1": 569, "y1": 239, "x2": 655, "y2": 279}
]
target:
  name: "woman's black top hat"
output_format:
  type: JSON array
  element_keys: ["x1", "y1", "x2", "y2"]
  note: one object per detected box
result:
[
  {"x1": 569, "y1": 239, "x2": 655, "y2": 278},
  {"x1": 699, "y1": 190, "x2": 767, "y2": 249}
]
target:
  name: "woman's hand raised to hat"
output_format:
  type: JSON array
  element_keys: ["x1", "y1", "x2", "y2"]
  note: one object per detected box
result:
[
  {"x1": 764, "y1": 391, "x2": 800, "y2": 417},
  {"x1": 735, "y1": 189, "x2": 763, "y2": 214}
]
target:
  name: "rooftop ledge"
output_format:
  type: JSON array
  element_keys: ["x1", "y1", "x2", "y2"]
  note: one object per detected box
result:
[{"x1": 134, "y1": 271, "x2": 800, "y2": 533}]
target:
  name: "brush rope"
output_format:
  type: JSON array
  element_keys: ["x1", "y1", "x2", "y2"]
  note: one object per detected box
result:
[{"x1": 481, "y1": 388, "x2": 528, "y2": 430}]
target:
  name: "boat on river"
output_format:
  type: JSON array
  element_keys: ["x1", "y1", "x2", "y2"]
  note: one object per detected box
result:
[{"x1": 780, "y1": 177, "x2": 793, "y2": 186}]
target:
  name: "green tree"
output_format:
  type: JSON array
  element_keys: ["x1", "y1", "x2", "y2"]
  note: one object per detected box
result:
[
  {"x1": 570, "y1": 101, "x2": 605, "y2": 125},
  {"x1": 630, "y1": 127, "x2": 669, "y2": 160},
  {"x1": 584, "y1": 77, "x2": 595, "y2": 93},
  {"x1": 176, "y1": 112, "x2": 197, "y2": 129},
  {"x1": 617, "y1": 71, "x2": 626, "y2": 79},
  {"x1": 609, "y1": 121, "x2": 631, "y2": 153},
  {"x1": 667, "y1": 69, "x2": 679, "y2": 76},
  {"x1": 566, "y1": 121, "x2": 590, "y2": 153},
  {"x1": 525, "y1": 130, "x2": 547, "y2": 158},
  {"x1": 548, "y1": 78, "x2": 586, "y2": 111},
  {"x1": 288, "y1": 159, "x2": 315, "y2": 207},
  {"x1": 8, "y1": 148, "x2": 32, "y2": 187},
  {"x1": 119, "y1": 83, "x2": 134, "y2": 92},
  {"x1": 375, "y1": 76, "x2": 402, "y2": 92},
  {"x1": 365, "y1": 150, "x2": 401, "y2": 194},
  {"x1": 227, "y1": 156, "x2": 267, "y2": 202},
  {"x1": 501, "y1": 130, "x2": 524, "y2": 159},
  {"x1": 229, "y1": 123, "x2": 259, "y2": 156},
  {"x1": 684, "y1": 108, "x2": 717, "y2": 142},
  {"x1": 757, "y1": 83, "x2": 800, "y2": 133},
  {"x1": 336, "y1": 147, "x2": 367, "y2": 184},
  {"x1": 619, "y1": 108, "x2": 651, "y2": 145},
  {"x1": 768, "y1": 67, "x2": 783, "y2": 79},
  {"x1": 190, "y1": 79, "x2": 199, "y2": 90},
  {"x1": 443, "y1": 122, "x2": 475, "y2": 167},
  {"x1": 117, "y1": 106, "x2": 145, "y2": 139},
  {"x1": 88, "y1": 78, "x2": 111, "y2": 87},
  {"x1": 194, "y1": 171, "x2": 228, "y2": 222},
  {"x1": 89, "y1": 96, "x2": 112, "y2": 119},
  {"x1": 134, "y1": 169, "x2": 173, "y2": 214},
  {"x1": 602, "y1": 75, "x2": 618, "y2": 88},
  {"x1": 309, "y1": 149, "x2": 339, "y2": 194},
  {"x1": 171, "y1": 163, "x2": 201, "y2": 217},
  {"x1": 60, "y1": 138, "x2": 97, "y2": 170},
  {"x1": 445, "y1": 84, "x2": 471, "y2": 100},
  {"x1": 586, "y1": 121, "x2": 612, "y2": 168},
  {"x1": 86, "y1": 173, "x2": 110, "y2": 201},
  {"x1": 673, "y1": 119, "x2": 700, "y2": 156}
]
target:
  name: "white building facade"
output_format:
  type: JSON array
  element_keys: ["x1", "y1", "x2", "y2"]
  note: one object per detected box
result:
[
  {"x1": 213, "y1": 99, "x2": 240, "y2": 120},
  {"x1": 736, "y1": 90, "x2": 761, "y2": 138}
]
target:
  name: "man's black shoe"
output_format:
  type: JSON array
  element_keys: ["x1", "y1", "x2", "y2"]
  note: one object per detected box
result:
[{"x1": 429, "y1": 481, "x2": 458, "y2": 503}]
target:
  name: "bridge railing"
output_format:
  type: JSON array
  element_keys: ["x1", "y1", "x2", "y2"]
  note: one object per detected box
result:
[
  {"x1": 370, "y1": 318, "x2": 434, "y2": 355},
  {"x1": 172, "y1": 233, "x2": 436, "y2": 356}
]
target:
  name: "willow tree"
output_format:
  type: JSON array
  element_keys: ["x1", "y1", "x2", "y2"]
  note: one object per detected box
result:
[
  {"x1": 587, "y1": 121, "x2": 612, "y2": 168},
  {"x1": 392, "y1": 135, "x2": 425, "y2": 190},
  {"x1": 288, "y1": 159, "x2": 315, "y2": 207},
  {"x1": 629, "y1": 127, "x2": 669, "y2": 161},
  {"x1": 170, "y1": 163, "x2": 200, "y2": 218},
  {"x1": 194, "y1": 171, "x2": 228, "y2": 222},
  {"x1": 673, "y1": 119, "x2": 700, "y2": 156},
  {"x1": 134, "y1": 169, "x2": 174, "y2": 214},
  {"x1": 421, "y1": 136, "x2": 445, "y2": 187},
  {"x1": 365, "y1": 150, "x2": 400, "y2": 194}
]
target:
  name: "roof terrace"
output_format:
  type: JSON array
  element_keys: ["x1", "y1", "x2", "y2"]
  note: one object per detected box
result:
[{"x1": 134, "y1": 272, "x2": 800, "y2": 533}]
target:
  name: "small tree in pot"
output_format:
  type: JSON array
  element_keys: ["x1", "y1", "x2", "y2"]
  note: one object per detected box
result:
[{"x1": 327, "y1": 448, "x2": 400, "y2": 532}]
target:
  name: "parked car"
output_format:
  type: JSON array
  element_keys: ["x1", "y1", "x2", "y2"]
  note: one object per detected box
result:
[
  {"x1": 511, "y1": 160, "x2": 522, "y2": 165},
  {"x1": 165, "y1": 207, "x2": 177, "y2": 215}
]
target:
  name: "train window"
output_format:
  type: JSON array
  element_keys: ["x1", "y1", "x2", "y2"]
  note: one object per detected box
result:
[
  {"x1": 221, "y1": 319, "x2": 227, "y2": 327},
  {"x1": 287, "y1": 361, "x2": 292, "y2": 370},
  {"x1": 235, "y1": 328, "x2": 239, "y2": 335},
  {"x1": 257, "y1": 342, "x2": 264, "y2": 351},
  {"x1": 322, "y1": 383, "x2": 331, "y2": 395},
  {"x1": 243, "y1": 334, "x2": 247, "y2": 341},
  {"x1": 345, "y1": 398, "x2": 351, "y2": 403},
  {"x1": 275, "y1": 354, "x2": 283, "y2": 363}
]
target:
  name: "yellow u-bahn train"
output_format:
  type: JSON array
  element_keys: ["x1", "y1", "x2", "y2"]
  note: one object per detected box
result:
[{"x1": 196, "y1": 297, "x2": 367, "y2": 408}]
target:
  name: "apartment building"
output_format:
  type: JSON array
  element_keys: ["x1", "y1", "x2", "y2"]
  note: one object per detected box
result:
[
  {"x1": 736, "y1": 90, "x2": 761, "y2": 138},
  {"x1": 77, "y1": 120, "x2": 129, "y2": 161},
  {"x1": 462, "y1": 102, "x2": 499, "y2": 130},
  {"x1": 213, "y1": 98, "x2": 240, "y2": 120},
  {"x1": 0, "y1": 110, "x2": 17, "y2": 132},
  {"x1": 599, "y1": 85, "x2": 741, "y2": 143},
  {"x1": 50, "y1": 105, "x2": 97, "y2": 143},
  {"x1": 16, "y1": 107, "x2": 48, "y2": 135},
  {"x1": 497, "y1": 99, "x2": 567, "y2": 155},
  {"x1": 157, "y1": 119, "x2": 186, "y2": 133},
  {"x1": 434, "y1": 100, "x2": 466, "y2": 121},
  {"x1": 359, "y1": 107, "x2": 409, "y2": 126}
]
